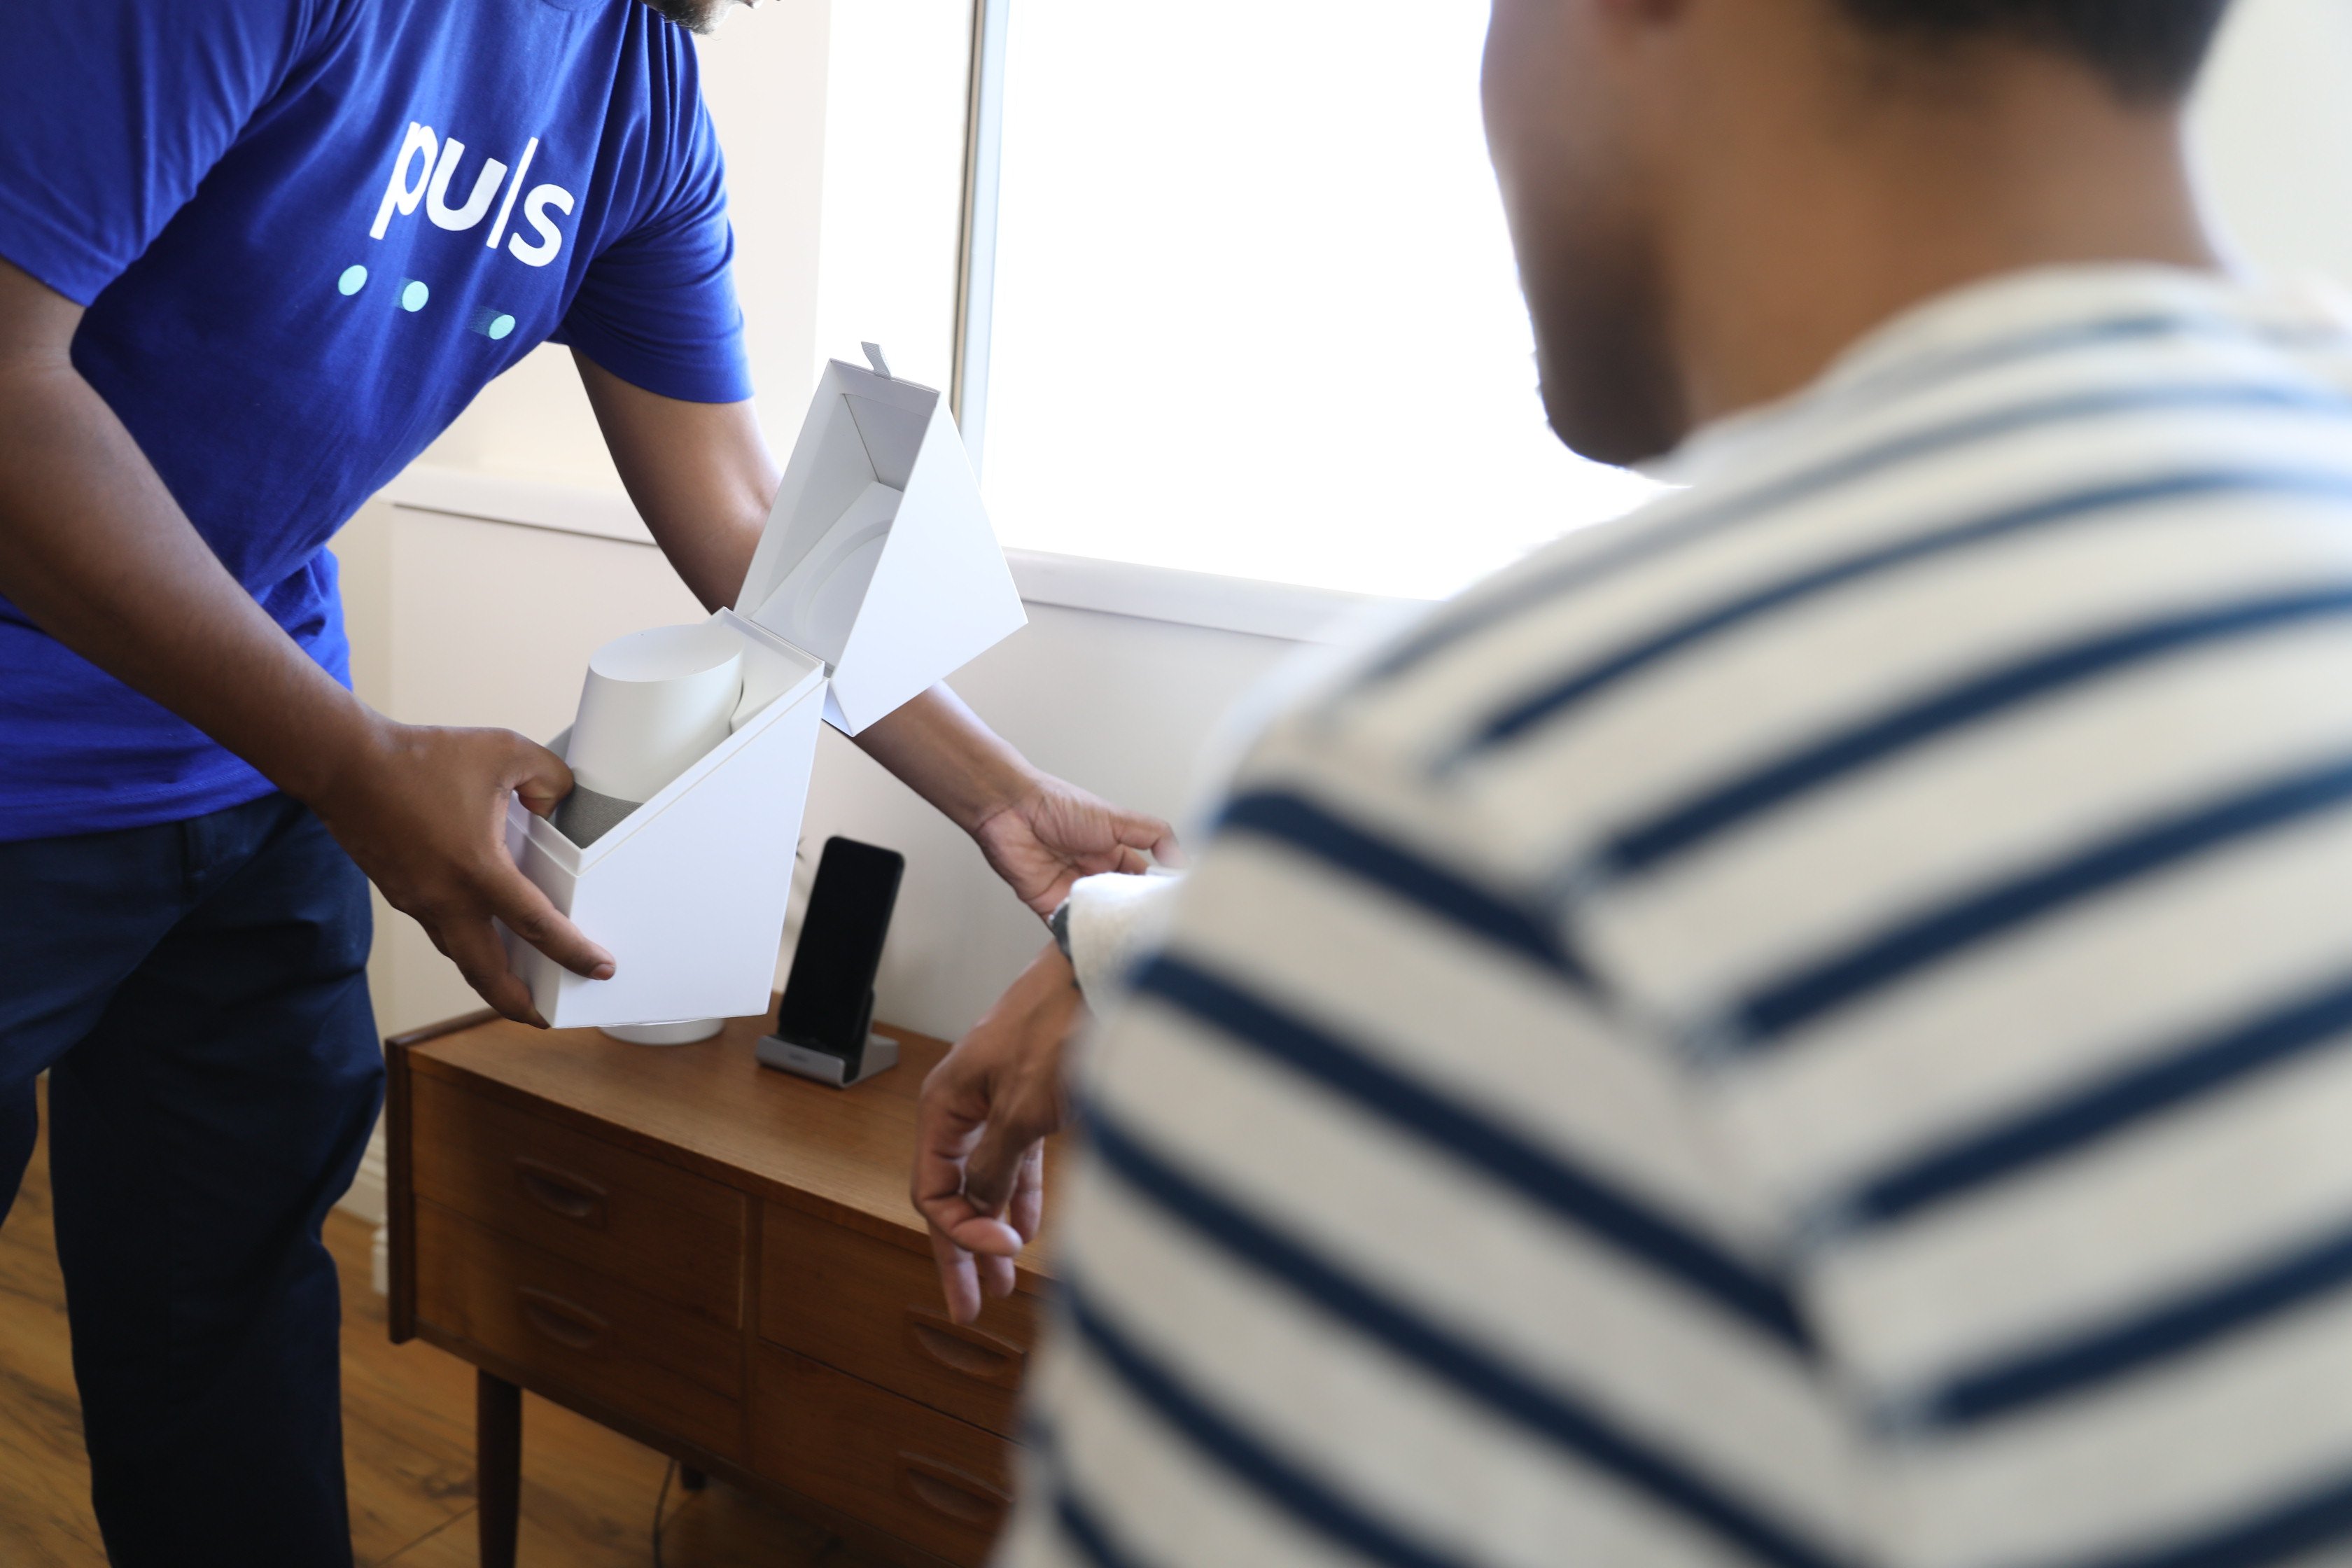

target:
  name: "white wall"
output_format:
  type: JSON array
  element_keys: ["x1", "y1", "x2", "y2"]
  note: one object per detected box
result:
[{"x1": 2192, "y1": 0, "x2": 2352, "y2": 284}]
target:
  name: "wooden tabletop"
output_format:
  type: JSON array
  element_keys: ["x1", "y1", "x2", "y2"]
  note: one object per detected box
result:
[{"x1": 396, "y1": 1009, "x2": 1058, "y2": 1286}]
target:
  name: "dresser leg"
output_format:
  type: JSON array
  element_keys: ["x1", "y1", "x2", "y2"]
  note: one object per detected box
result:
[
  {"x1": 678, "y1": 1466, "x2": 707, "y2": 1492},
  {"x1": 477, "y1": 1370, "x2": 522, "y2": 1568}
]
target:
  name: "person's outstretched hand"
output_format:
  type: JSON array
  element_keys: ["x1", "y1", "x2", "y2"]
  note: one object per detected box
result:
[
  {"x1": 972, "y1": 774, "x2": 1180, "y2": 918},
  {"x1": 913, "y1": 942, "x2": 1086, "y2": 1324},
  {"x1": 311, "y1": 716, "x2": 615, "y2": 1028}
]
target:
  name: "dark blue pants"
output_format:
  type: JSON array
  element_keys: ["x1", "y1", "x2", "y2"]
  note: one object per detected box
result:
[{"x1": 0, "y1": 793, "x2": 382, "y2": 1567}]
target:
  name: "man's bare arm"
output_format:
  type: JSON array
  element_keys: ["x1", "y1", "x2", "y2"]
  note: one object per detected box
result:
[
  {"x1": 0, "y1": 257, "x2": 612, "y2": 1023},
  {"x1": 568, "y1": 347, "x2": 780, "y2": 616}
]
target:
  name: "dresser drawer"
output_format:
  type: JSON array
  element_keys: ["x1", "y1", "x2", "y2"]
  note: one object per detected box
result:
[
  {"x1": 410, "y1": 1074, "x2": 744, "y2": 1326},
  {"x1": 760, "y1": 1201, "x2": 1038, "y2": 1438},
  {"x1": 752, "y1": 1345, "x2": 1014, "y2": 1567},
  {"x1": 413, "y1": 1200, "x2": 743, "y2": 1458}
]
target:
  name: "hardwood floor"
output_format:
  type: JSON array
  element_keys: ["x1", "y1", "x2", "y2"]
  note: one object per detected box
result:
[{"x1": 0, "y1": 1094, "x2": 889, "y2": 1567}]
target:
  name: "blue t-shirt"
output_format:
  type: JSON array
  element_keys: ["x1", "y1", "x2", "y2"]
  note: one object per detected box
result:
[{"x1": 0, "y1": 0, "x2": 753, "y2": 841}]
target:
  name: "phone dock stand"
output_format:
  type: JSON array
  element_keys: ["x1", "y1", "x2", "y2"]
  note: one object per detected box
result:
[{"x1": 756, "y1": 1032, "x2": 900, "y2": 1088}]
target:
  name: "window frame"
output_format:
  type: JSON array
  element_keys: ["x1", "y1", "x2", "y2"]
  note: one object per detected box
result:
[{"x1": 944, "y1": 0, "x2": 1432, "y2": 639}]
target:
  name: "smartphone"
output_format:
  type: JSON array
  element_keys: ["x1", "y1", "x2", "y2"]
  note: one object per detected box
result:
[{"x1": 774, "y1": 837, "x2": 906, "y2": 1072}]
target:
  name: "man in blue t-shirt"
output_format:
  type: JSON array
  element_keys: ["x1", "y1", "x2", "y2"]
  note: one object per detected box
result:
[{"x1": 0, "y1": 0, "x2": 1175, "y2": 1559}]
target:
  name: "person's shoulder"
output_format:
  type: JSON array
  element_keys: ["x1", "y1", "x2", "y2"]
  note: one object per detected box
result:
[{"x1": 1204, "y1": 531, "x2": 1669, "y2": 932}]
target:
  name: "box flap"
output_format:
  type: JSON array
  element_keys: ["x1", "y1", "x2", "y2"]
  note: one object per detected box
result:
[
  {"x1": 738, "y1": 482, "x2": 897, "y2": 673},
  {"x1": 738, "y1": 362, "x2": 878, "y2": 643},
  {"x1": 828, "y1": 396, "x2": 1026, "y2": 732},
  {"x1": 844, "y1": 391, "x2": 926, "y2": 487},
  {"x1": 739, "y1": 358, "x2": 1026, "y2": 734}
]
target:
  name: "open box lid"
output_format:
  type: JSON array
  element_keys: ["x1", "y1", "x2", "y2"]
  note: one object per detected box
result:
[{"x1": 737, "y1": 351, "x2": 1027, "y2": 735}]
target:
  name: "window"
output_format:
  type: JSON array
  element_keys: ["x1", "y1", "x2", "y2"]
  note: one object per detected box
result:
[
  {"x1": 958, "y1": 1, "x2": 1658, "y2": 602},
  {"x1": 805, "y1": 0, "x2": 974, "y2": 396}
]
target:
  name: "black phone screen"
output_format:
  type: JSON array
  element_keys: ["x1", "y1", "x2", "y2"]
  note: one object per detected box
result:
[{"x1": 774, "y1": 836, "x2": 905, "y2": 1054}]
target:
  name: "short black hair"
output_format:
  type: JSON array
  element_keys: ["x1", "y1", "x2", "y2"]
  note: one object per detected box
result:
[{"x1": 1838, "y1": 0, "x2": 2235, "y2": 99}]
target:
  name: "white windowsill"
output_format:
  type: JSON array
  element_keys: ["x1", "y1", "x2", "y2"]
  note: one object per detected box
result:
[{"x1": 376, "y1": 464, "x2": 1420, "y2": 645}]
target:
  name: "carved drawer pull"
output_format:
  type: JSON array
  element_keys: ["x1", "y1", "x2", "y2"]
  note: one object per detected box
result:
[
  {"x1": 904, "y1": 1307, "x2": 1025, "y2": 1388},
  {"x1": 517, "y1": 1287, "x2": 608, "y2": 1352},
  {"x1": 898, "y1": 1452, "x2": 1009, "y2": 1527},
  {"x1": 513, "y1": 1157, "x2": 608, "y2": 1228}
]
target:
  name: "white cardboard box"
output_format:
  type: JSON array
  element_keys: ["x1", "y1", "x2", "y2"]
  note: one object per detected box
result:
[{"x1": 500, "y1": 357, "x2": 1027, "y2": 1028}]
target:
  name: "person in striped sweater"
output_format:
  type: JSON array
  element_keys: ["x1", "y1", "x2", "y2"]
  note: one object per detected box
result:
[{"x1": 916, "y1": 1, "x2": 2352, "y2": 1562}]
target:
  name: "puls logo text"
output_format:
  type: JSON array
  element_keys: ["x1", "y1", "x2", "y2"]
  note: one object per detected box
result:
[{"x1": 372, "y1": 123, "x2": 574, "y2": 267}]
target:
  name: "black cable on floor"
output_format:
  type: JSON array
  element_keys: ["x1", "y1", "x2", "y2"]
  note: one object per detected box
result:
[{"x1": 651, "y1": 1457, "x2": 678, "y2": 1567}]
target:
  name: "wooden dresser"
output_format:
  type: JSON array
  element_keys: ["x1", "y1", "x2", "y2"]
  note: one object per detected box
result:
[{"x1": 386, "y1": 1009, "x2": 1054, "y2": 1568}]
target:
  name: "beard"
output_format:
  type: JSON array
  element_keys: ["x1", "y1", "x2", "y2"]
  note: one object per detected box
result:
[
  {"x1": 643, "y1": 0, "x2": 736, "y2": 35},
  {"x1": 1520, "y1": 223, "x2": 1689, "y2": 469}
]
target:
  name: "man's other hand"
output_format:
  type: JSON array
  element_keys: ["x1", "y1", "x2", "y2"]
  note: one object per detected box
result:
[
  {"x1": 972, "y1": 775, "x2": 1182, "y2": 919},
  {"x1": 913, "y1": 942, "x2": 1086, "y2": 1324},
  {"x1": 311, "y1": 718, "x2": 615, "y2": 1027}
]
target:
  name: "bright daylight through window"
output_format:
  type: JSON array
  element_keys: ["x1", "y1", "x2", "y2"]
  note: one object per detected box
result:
[{"x1": 968, "y1": 1, "x2": 1660, "y2": 603}]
